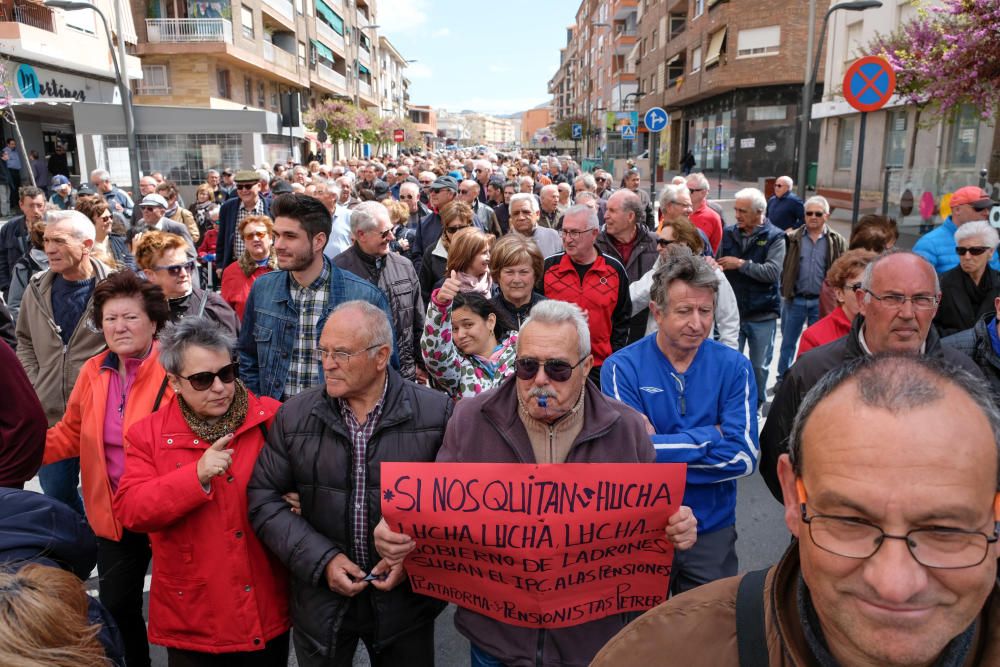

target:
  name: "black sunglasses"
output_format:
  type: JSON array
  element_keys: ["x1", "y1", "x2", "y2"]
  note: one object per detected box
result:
[
  {"x1": 656, "y1": 238, "x2": 674, "y2": 247},
  {"x1": 153, "y1": 260, "x2": 196, "y2": 276},
  {"x1": 805, "y1": 211, "x2": 826, "y2": 217},
  {"x1": 956, "y1": 246, "x2": 991, "y2": 256},
  {"x1": 446, "y1": 225, "x2": 469, "y2": 234},
  {"x1": 180, "y1": 362, "x2": 238, "y2": 391},
  {"x1": 515, "y1": 356, "x2": 588, "y2": 382},
  {"x1": 235, "y1": 183, "x2": 256, "y2": 190}
]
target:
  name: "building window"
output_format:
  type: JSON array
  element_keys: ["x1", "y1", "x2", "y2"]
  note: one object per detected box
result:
[
  {"x1": 244, "y1": 76, "x2": 253, "y2": 105},
  {"x1": 694, "y1": 0, "x2": 704, "y2": 18},
  {"x1": 747, "y1": 106, "x2": 787, "y2": 122},
  {"x1": 736, "y1": 25, "x2": 780, "y2": 57},
  {"x1": 258, "y1": 82, "x2": 266, "y2": 108},
  {"x1": 298, "y1": 41, "x2": 306, "y2": 67},
  {"x1": 704, "y1": 27, "x2": 727, "y2": 68},
  {"x1": 217, "y1": 69, "x2": 231, "y2": 99},
  {"x1": 271, "y1": 83, "x2": 279, "y2": 108},
  {"x1": 137, "y1": 64, "x2": 170, "y2": 95},
  {"x1": 884, "y1": 109, "x2": 907, "y2": 168},
  {"x1": 240, "y1": 5, "x2": 254, "y2": 39},
  {"x1": 691, "y1": 46, "x2": 702, "y2": 73},
  {"x1": 836, "y1": 116, "x2": 856, "y2": 170},
  {"x1": 294, "y1": 0, "x2": 302, "y2": 13},
  {"x1": 651, "y1": 29, "x2": 657, "y2": 51},
  {"x1": 948, "y1": 104, "x2": 979, "y2": 167}
]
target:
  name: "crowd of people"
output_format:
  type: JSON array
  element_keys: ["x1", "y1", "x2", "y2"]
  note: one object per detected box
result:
[{"x1": 0, "y1": 146, "x2": 1000, "y2": 667}]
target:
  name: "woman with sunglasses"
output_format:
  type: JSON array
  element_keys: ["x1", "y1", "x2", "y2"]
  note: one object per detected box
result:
[
  {"x1": 113, "y1": 316, "x2": 290, "y2": 666},
  {"x1": 797, "y1": 249, "x2": 876, "y2": 357},
  {"x1": 220, "y1": 215, "x2": 276, "y2": 321},
  {"x1": 135, "y1": 231, "x2": 240, "y2": 337},
  {"x1": 77, "y1": 195, "x2": 134, "y2": 269},
  {"x1": 419, "y1": 200, "x2": 474, "y2": 304},
  {"x1": 628, "y1": 221, "x2": 741, "y2": 349},
  {"x1": 43, "y1": 270, "x2": 173, "y2": 667},
  {"x1": 421, "y1": 271, "x2": 518, "y2": 400},
  {"x1": 933, "y1": 220, "x2": 1000, "y2": 337}
]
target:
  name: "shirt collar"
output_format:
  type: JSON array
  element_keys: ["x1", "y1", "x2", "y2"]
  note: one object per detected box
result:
[{"x1": 337, "y1": 372, "x2": 389, "y2": 423}]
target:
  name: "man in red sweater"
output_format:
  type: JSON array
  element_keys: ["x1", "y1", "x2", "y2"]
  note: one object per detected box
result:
[{"x1": 687, "y1": 172, "x2": 723, "y2": 255}]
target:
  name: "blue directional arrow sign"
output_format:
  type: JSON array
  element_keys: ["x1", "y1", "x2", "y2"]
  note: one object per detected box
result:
[
  {"x1": 571, "y1": 123, "x2": 583, "y2": 139},
  {"x1": 643, "y1": 106, "x2": 668, "y2": 133},
  {"x1": 621, "y1": 124, "x2": 636, "y2": 140}
]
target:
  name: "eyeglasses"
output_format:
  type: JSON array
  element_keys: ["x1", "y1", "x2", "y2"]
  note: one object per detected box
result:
[
  {"x1": 560, "y1": 228, "x2": 595, "y2": 240},
  {"x1": 371, "y1": 228, "x2": 394, "y2": 240},
  {"x1": 656, "y1": 238, "x2": 674, "y2": 247},
  {"x1": 236, "y1": 183, "x2": 256, "y2": 190},
  {"x1": 514, "y1": 356, "x2": 589, "y2": 382},
  {"x1": 446, "y1": 225, "x2": 469, "y2": 234},
  {"x1": 956, "y1": 246, "x2": 992, "y2": 256},
  {"x1": 458, "y1": 189, "x2": 471, "y2": 195},
  {"x1": 318, "y1": 342, "x2": 387, "y2": 364},
  {"x1": 153, "y1": 260, "x2": 196, "y2": 276},
  {"x1": 848, "y1": 282, "x2": 862, "y2": 291},
  {"x1": 400, "y1": 194, "x2": 416, "y2": 200},
  {"x1": 797, "y1": 480, "x2": 998, "y2": 569},
  {"x1": 805, "y1": 211, "x2": 826, "y2": 218},
  {"x1": 100, "y1": 213, "x2": 113, "y2": 220},
  {"x1": 420, "y1": 181, "x2": 433, "y2": 186},
  {"x1": 863, "y1": 289, "x2": 939, "y2": 310},
  {"x1": 243, "y1": 230, "x2": 268, "y2": 240},
  {"x1": 687, "y1": 187, "x2": 706, "y2": 193},
  {"x1": 180, "y1": 362, "x2": 238, "y2": 391}
]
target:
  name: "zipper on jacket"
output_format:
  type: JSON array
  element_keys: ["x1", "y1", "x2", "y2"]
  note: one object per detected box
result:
[
  {"x1": 535, "y1": 628, "x2": 545, "y2": 667},
  {"x1": 670, "y1": 372, "x2": 686, "y2": 416},
  {"x1": 548, "y1": 426, "x2": 554, "y2": 464}
]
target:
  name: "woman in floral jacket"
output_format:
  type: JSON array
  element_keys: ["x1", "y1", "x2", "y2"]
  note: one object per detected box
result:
[{"x1": 421, "y1": 271, "x2": 517, "y2": 400}]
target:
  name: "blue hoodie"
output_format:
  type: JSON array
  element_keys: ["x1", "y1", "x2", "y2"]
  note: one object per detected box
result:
[{"x1": 601, "y1": 334, "x2": 759, "y2": 533}]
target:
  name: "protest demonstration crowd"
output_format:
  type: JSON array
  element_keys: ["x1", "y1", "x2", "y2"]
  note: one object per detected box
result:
[{"x1": 2, "y1": 148, "x2": 1000, "y2": 667}]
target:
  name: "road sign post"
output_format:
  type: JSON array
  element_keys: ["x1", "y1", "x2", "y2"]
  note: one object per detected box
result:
[
  {"x1": 643, "y1": 107, "x2": 668, "y2": 204},
  {"x1": 842, "y1": 56, "x2": 896, "y2": 227}
]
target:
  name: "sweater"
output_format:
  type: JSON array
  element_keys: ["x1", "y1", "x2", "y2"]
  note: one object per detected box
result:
[{"x1": 601, "y1": 334, "x2": 758, "y2": 533}]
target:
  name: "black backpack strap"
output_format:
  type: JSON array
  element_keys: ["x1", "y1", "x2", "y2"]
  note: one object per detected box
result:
[
  {"x1": 736, "y1": 568, "x2": 771, "y2": 667},
  {"x1": 152, "y1": 375, "x2": 170, "y2": 412}
]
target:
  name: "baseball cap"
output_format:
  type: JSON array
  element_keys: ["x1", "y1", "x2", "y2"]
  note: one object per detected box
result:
[
  {"x1": 221, "y1": 168, "x2": 233, "y2": 176},
  {"x1": 373, "y1": 181, "x2": 390, "y2": 200},
  {"x1": 139, "y1": 193, "x2": 168, "y2": 209},
  {"x1": 234, "y1": 169, "x2": 260, "y2": 183},
  {"x1": 51, "y1": 175, "x2": 71, "y2": 188},
  {"x1": 951, "y1": 186, "x2": 996, "y2": 210},
  {"x1": 429, "y1": 175, "x2": 459, "y2": 192}
]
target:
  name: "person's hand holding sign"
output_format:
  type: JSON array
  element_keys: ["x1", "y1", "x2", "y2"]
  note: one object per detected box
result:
[
  {"x1": 324, "y1": 553, "x2": 368, "y2": 597},
  {"x1": 665, "y1": 506, "x2": 697, "y2": 551},
  {"x1": 374, "y1": 517, "x2": 415, "y2": 567}
]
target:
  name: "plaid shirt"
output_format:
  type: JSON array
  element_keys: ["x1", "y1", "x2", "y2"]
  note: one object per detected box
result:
[
  {"x1": 338, "y1": 374, "x2": 388, "y2": 567},
  {"x1": 284, "y1": 261, "x2": 330, "y2": 398},
  {"x1": 233, "y1": 196, "x2": 266, "y2": 259}
]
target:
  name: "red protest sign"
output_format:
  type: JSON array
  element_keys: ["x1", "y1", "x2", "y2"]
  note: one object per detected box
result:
[{"x1": 381, "y1": 462, "x2": 686, "y2": 628}]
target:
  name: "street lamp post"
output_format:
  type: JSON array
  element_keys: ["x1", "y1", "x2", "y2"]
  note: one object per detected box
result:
[
  {"x1": 795, "y1": 0, "x2": 882, "y2": 199},
  {"x1": 45, "y1": 0, "x2": 140, "y2": 192}
]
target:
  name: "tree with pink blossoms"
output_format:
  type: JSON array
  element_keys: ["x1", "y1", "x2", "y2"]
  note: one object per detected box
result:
[{"x1": 871, "y1": 0, "x2": 1000, "y2": 121}]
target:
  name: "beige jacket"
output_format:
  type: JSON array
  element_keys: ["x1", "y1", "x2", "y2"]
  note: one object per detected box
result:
[
  {"x1": 15, "y1": 259, "x2": 113, "y2": 425},
  {"x1": 170, "y1": 206, "x2": 200, "y2": 243}
]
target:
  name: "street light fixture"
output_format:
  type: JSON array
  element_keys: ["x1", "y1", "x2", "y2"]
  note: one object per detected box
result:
[
  {"x1": 796, "y1": 0, "x2": 882, "y2": 197},
  {"x1": 44, "y1": 0, "x2": 140, "y2": 191}
]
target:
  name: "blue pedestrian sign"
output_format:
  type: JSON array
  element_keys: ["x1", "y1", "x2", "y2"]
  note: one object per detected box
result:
[
  {"x1": 571, "y1": 123, "x2": 583, "y2": 139},
  {"x1": 621, "y1": 124, "x2": 636, "y2": 140},
  {"x1": 643, "y1": 107, "x2": 668, "y2": 133}
]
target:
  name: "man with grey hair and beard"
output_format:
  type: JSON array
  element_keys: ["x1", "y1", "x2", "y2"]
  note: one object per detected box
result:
[
  {"x1": 334, "y1": 202, "x2": 424, "y2": 382},
  {"x1": 372, "y1": 298, "x2": 699, "y2": 667},
  {"x1": 602, "y1": 247, "x2": 758, "y2": 593}
]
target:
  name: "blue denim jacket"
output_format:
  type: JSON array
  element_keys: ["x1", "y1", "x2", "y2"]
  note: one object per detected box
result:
[{"x1": 238, "y1": 257, "x2": 393, "y2": 400}]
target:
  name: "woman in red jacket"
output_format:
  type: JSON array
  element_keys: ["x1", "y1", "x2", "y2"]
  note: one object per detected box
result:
[
  {"x1": 797, "y1": 249, "x2": 877, "y2": 357},
  {"x1": 220, "y1": 215, "x2": 276, "y2": 321},
  {"x1": 113, "y1": 316, "x2": 290, "y2": 665}
]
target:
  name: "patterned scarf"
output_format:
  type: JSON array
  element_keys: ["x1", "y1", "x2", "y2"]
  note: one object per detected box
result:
[
  {"x1": 177, "y1": 379, "x2": 249, "y2": 443},
  {"x1": 238, "y1": 249, "x2": 277, "y2": 278}
]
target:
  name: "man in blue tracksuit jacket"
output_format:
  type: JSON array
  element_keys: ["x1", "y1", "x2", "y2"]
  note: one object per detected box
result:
[{"x1": 601, "y1": 249, "x2": 758, "y2": 594}]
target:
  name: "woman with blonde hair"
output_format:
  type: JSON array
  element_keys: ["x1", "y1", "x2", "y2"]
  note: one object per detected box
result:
[
  {"x1": 419, "y1": 199, "x2": 474, "y2": 303},
  {"x1": 76, "y1": 195, "x2": 133, "y2": 269},
  {"x1": 0, "y1": 563, "x2": 108, "y2": 667}
]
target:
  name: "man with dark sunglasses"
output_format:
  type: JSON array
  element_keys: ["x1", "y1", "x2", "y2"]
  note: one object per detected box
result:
[
  {"x1": 775, "y1": 196, "x2": 847, "y2": 388},
  {"x1": 373, "y1": 299, "x2": 698, "y2": 667},
  {"x1": 914, "y1": 185, "x2": 1000, "y2": 274},
  {"x1": 216, "y1": 170, "x2": 273, "y2": 270}
]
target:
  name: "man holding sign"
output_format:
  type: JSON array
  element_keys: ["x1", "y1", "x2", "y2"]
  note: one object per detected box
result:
[{"x1": 375, "y1": 300, "x2": 697, "y2": 666}]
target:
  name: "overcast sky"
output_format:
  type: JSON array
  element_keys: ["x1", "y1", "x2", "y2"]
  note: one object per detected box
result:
[{"x1": 377, "y1": 0, "x2": 576, "y2": 115}]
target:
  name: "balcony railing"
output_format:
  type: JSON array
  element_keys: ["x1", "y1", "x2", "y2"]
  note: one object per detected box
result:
[
  {"x1": 358, "y1": 47, "x2": 371, "y2": 68},
  {"x1": 145, "y1": 18, "x2": 232, "y2": 43},
  {"x1": 263, "y1": 0, "x2": 293, "y2": 23},
  {"x1": 263, "y1": 41, "x2": 297, "y2": 71},
  {"x1": 318, "y1": 62, "x2": 346, "y2": 90},
  {"x1": 358, "y1": 80, "x2": 371, "y2": 99},
  {"x1": 316, "y1": 20, "x2": 344, "y2": 52},
  {"x1": 0, "y1": 1, "x2": 55, "y2": 32}
]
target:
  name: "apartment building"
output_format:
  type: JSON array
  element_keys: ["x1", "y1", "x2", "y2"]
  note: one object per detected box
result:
[
  {"x1": 0, "y1": 0, "x2": 143, "y2": 183},
  {"x1": 812, "y1": 0, "x2": 997, "y2": 228},
  {"x1": 464, "y1": 112, "x2": 516, "y2": 148},
  {"x1": 634, "y1": 0, "x2": 828, "y2": 181},
  {"x1": 521, "y1": 106, "x2": 552, "y2": 146},
  {"x1": 407, "y1": 103, "x2": 436, "y2": 149},
  {"x1": 548, "y1": 0, "x2": 639, "y2": 156}
]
